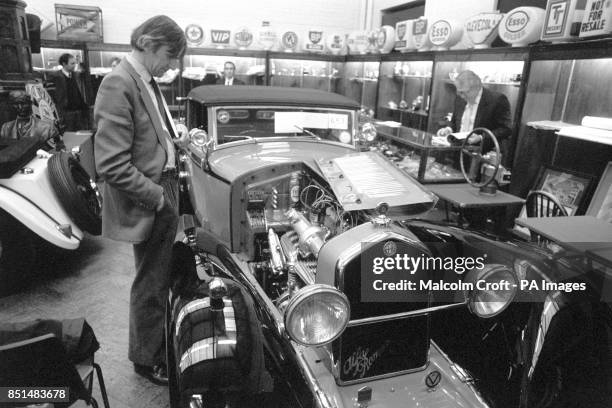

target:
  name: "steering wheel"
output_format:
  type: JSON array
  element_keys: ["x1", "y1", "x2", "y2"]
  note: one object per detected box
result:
[{"x1": 459, "y1": 127, "x2": 500, "y2": 188}]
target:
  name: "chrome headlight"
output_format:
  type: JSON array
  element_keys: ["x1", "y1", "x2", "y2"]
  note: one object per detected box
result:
[
  {"x1": 465, "y1": 264, "x2": 517, "y2": 318},
  {"x1": 284, "y1": 284, "x2": 350, "y2": 346},
  {"x1": 359, "y1": 122, "x2": 377, "y2": 142},
  {"x1": 189, "y1": 128, "x2": 209, "y2": 147}
]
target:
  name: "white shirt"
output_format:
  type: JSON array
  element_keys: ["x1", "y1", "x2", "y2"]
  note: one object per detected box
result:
[
  {"x1": 126, "y1": 54, "x2": 176, "y2": 169},
  {"x1": 225, "y1": 77, "x2": 234, "y2": 86},
  {"x1": 460, "y1": 88, "x2": 483, "y2": 133}
]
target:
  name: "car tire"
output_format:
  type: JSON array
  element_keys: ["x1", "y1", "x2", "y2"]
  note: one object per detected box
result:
[
  {"x1": 48, "y1": 151, "x2": 102, "y2": 235},
  {"x1": 0, "y1": 210, "x2": 36, "y2": 296}
]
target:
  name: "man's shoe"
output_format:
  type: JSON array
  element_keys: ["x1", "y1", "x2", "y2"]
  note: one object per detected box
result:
[{"x1": 134, "y1": 363, "x2": 169, "y2": 386}]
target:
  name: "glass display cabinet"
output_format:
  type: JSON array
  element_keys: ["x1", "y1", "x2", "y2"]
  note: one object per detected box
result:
[
  {"x1": 376, "y1": 53, "x2": 434, "y2": 131},
  {"x1": 338, "y1": 55, "x2": 380, "y2": 113},
  {"x1": 32, "y1": 40, "x2": 85, "y2": 81},
  {"x1": 268, "y1": 52, "x2": 343, "y2": 92},
  {"x1": 182, "y1": 49, "x2": 266, "y2": 93},
  {"x1": 87, "y1": 43, "x2": 130, "y2": 75},
  {"x1": 511, "y1": 41, "x2": 612, "y2": 200},
  {"x1": 87, "y1": 43, "x2": 131, "y2": 102},
  {"x1": 374, "y1": 124, "x2": 469, "y2": 184},
  {"x1": 427, "y1": 49, "x2": 527, "y2": 136}
]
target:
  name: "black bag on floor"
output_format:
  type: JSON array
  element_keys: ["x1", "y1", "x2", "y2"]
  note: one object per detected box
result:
[{"x1": 0, "y1": 137, "x2": 45, "y2": 178}]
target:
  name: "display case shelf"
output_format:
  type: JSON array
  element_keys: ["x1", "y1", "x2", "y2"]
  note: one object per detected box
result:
[
  {"x1": 381, "y1": 107, "x2": 428, "y2": 117},
  {"x1": 374, "y1": 125, "x2": 469, "y2": 183},
  {"x1": 389, "y1": 74, "x2": 432, "y2": 79}
]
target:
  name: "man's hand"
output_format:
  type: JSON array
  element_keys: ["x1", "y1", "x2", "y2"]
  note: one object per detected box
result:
[
  {"x1": 436, "y1": 126, "x2": 452, "y2": 137},
  {"x1": 174, "y1": 123, "x2": 190, "y2": 149},
  {"x1": 467, "y1": 134, "x2": 483, "y2": 144},
  {"x1": 155, "y1": 193, "x2": 165, "y2": 212}
]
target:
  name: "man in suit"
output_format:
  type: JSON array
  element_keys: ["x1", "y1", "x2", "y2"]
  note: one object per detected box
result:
[
  {"x1": 215, "y1": 61, "x2": 245, "y2": 85},
  {"x1": 94, "y1": 15, "x2": 187, "y2": 386},
  {"x1": 437, "y1": 70, "x2": 512, "y2": 157},
  {"x1": 52, "y1": 53, "x2": 89, "y2": 131}
]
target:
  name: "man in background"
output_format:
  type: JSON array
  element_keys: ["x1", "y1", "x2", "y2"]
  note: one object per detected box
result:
[
  {"x1": 52, "y1": 53, "x2": 89, "y2": 131},
  {"x1": 216, "y1": 61, "x2": 245, "y2": 85},
  {"x1": 437, "y1": 70, "x2": 512, "y2": 159},
  {"x1": 94, "y1": 15, "x2": 188, "y2": 386}
]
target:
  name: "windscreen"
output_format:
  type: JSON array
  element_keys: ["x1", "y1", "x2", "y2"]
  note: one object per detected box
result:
[{"x1": 213, "y1": 107, "x2": 355, "y2": 146}]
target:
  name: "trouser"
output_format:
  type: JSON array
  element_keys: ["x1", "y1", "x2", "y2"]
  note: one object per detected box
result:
[
  {"x1": 128, "y1": 171, "x2": 178, "y2": 366},
  {"x1": 62, "y1": 109, "x2": 89, "y2": 131}
]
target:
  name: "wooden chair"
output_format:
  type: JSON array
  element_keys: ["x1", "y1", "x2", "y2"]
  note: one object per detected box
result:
[
  {"x1": 525, "y1": 190, "x2": 568, "y2": 248},
  {"x1": 0, "y1": 333, "x2": 110, "y2": 408}
]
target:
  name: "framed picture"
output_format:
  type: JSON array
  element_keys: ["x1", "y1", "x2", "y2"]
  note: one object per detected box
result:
[
  {"x1": 513, "y1": 166, "x2": 595, "y2": 237},
  {"x1": 586, "y1": 162, "x2": 612, "y2": 223},
  {"x1": 55, "y1": 4, "x2": 103, "y2": 42},
  {"x1": 533, "y1": 166, "x2": 595, "y2": 216}
]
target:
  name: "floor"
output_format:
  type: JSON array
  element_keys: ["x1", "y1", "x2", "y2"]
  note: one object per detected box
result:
[
  {"x1": 0, "y1": 206, "x2": 466, "y2": 408},
  {"x1": 0, "y1": 234, "x2": 170, "y2": 408}
]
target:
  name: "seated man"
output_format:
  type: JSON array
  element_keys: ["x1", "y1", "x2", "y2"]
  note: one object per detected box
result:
[
  {"x1": 436, "y1": 70, "x2": 512, "y2": 156},
  {"x1": 0, "y1": 90, "x2": 57, "y2": 142}
]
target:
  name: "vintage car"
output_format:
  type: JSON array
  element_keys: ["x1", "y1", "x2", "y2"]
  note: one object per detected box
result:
[
  {"x1": 0, "y1": 133, "x2": 101, "y2": 295},
  {"x1": 166, "y1": 85, "x2": 611, "y2": 408}
]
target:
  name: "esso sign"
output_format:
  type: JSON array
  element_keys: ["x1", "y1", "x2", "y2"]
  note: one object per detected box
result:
[
  {"x1": 505, "y1": 11, "x2": 529, "y2": 32},
  {"x1": 429, "y1": 20, "x2": 462, "y2": 49},
  {"x1": 499, "y1": 7, "x2": 546, "y2": 47},
  {"x1": 429, "y1": 21, "x2": 451, "y2": 44}
]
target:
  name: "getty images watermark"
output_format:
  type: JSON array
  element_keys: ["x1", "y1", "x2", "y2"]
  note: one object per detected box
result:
[{"x1": 360, "y1": 240, "x2": 589, "y2": 303}]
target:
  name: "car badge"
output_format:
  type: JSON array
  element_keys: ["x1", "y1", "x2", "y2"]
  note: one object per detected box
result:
[
  {"x1": 397, "y1": 23, "x2": 406, "y2": 39},
  {"x1": 185, "y1": 24, "x2": 204, "y2": 46},
  {"x1": 382, "y1": 240, "x2": 396, "y2": 257},
  {"x1": 282, "y1": 31, "x2": 299, "y2": 50},
  {"x1": 234, "y1": 27, "x2": 253, "y2": 48},
  {"x1": 425, "y1": 370, "x2": 442, "y2": 389},
  {"x1": 309, "y1": 30, "x2": 323, "y2": 44}
]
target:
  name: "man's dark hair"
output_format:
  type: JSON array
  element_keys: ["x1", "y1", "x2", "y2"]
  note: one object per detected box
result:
[
  {"x1": 59, "y1": 53, "x2": 74, "y2": 66},
  {"x1": 224, "y1": 61, "x2": 236, "y2": 70},
  {"x1": 130, "y1": 15, "x2": 186, "y2": 59}
]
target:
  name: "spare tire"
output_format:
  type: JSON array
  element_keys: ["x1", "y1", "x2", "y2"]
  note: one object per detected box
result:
[{"x1": 48, "y1": 151, "x2": 102, "y2": 235}]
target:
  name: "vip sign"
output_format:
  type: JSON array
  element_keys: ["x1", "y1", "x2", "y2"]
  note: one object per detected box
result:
[
  {"x1": 305, "y1": 30, "x2": 324, "y2": 52},
  {"x1": 580, "y1": 0, "x2": 612, "y2": 37},
  {"x1": 210, "y1": 29, "x2": 231, "y2": 47},
  {"x1": 465, "y1": 12, "x2": 504, "y2": 48}
]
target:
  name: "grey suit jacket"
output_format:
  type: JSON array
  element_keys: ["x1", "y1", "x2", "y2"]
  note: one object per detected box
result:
[{"x1": 94, "y1": 58, "x2": 172, "y2": 243}]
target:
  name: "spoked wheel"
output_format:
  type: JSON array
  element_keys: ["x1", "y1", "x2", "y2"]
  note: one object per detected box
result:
[
  {"x1": 459, "y1": 127, "x2": 501, "y2": 190},
  {"x1": 0, "y1": 210, "x2": 36, "y2": 296},
  {"x1": 48, "y1": 151, "x2": 102, "y2": 235}
]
